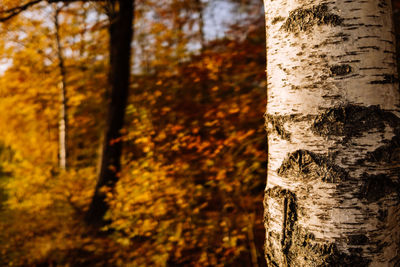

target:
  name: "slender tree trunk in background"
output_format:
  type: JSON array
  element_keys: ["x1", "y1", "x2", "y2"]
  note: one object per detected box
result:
[
  {"x1": 194, "y1": 0, "x2": 205, "y2": 50},
  {"x1": 55, "y1": 6, "x2": 68, "y2": 171},
  {"x1": 263, "y1": 0, "x2": 400, "y2": 266},
  {"x1": 85, "y1": 0, "x2": 134, "y2": 226},
  {"x1": 247, "y1": 213, "x2": 260, "y2": 267},
  {"x1": 172, "y1": 0, "x2": 184, "y2": 59}
]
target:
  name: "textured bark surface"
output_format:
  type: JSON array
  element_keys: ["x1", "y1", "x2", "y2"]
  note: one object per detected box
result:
[{"x1": 263, "y1": 0, "x2": 400, "y2": 266}]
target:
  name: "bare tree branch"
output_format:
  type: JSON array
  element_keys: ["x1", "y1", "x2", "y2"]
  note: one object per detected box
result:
[
  {"x1": 0, "y1": 0, "x2": 42, "y2": 22},
  {"x1": 0, "y1": 0, "x2": 105, "y2": 22}
]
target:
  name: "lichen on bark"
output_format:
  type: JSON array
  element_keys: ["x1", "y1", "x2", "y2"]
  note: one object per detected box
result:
[
  {"x1": 282, "y1": 4, "x2": 343, "y2": 33},
  {"x1": 277, "y1": 150, "x2": 348, "y2": 183}
]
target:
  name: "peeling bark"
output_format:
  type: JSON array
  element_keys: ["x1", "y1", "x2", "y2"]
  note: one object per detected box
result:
[{"x1": 263, "y1": 0, "x2": 400, "y2": 266}]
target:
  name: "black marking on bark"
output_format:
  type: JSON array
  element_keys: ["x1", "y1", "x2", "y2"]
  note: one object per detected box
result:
[
  {"x1": 358, "y1": 46, "x2": 380, "y2": 51},
  {"x1": 378, "y1": 0, "x2": 388, "y2": 8},
  {"x1": 264, "y1": 187, "x2": 297, "y2": 267},
  {"x1": 334, "y1": 32, "x2": 350, "y2": 42},
  {"x1": 322, "y1": 94, "x2": 342, "y2": 99},
  {"x1": 312, "y1": 104, "x2": 397, "y2": 139},
  {"x1": 359, "y1": 173, "x2": 399, "y2": 203},
  {"x1": 330, "y1": 64, "x2": 352, "y2": 76},
  {"x1": 277, "y1": 150, "x2": 348, "y2": 183},
  {"x1": 363, "y1": 135, "x2": 400, "y2": 164},
  {"x1": 383, "y1": 50, "x2": 396, "y2": 55},
  {"x1": 265, "y1": 114, "x2": 314, "y2": 140},
  {"x1": 381, "y1": 39, "x2": 394, "y2": 44},
  {"x1": 282, "y1": 4, "x2": 343, "y2": 33},
  {"x1": 272, "y1": 16, "x2": 285, "y2": 25},
  {"x1": 370, "y1": 74, "x2": 398, "y2": 84},
  {"x1": 346, "y1": 16, "x2": 361, "y2": 21},
  {"x1": 364, "y1": 24, "x2": 383, "y2": 28},
  {"x1": 358, "y1": 35, "x2": 379, "y2": 40},
  {"x1": 359, "y1": 67, "x2": 386, "y2": 70},
  {"x1": 314, "y1": 35, "x2": 350, "y2": 48},
  {"x1": 287, "y1": 226, "x2": 372, "y2": 266},
  {"x1": 265, "y1": 114, "x2": 291, "y2": 140},
  {"x1": 282, "y1": 193, "x2": 297, "y2": 262},
  {"x1": 347, "y1": 234, "x2": 369, "y2": 245},
  {"x1": 282, "y1": 197, "x2": 288, "y2": 245},
  {"x1": 339, "y1": 60, "x2": 361, "y2": 64},
  {"x1": 377, "y1": 208, "x2": 388, "y2": 222},
  {"x1": 265, "y1": 253, "x2": 279, "y2": 267},
  {"x1": 265, "y1": 188, "x2": 373, "y2": 266}
]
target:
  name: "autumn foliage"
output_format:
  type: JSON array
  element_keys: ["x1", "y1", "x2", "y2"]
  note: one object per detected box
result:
[{"x1": 0, "y1": 0, "x2": 269, "y2": 265}]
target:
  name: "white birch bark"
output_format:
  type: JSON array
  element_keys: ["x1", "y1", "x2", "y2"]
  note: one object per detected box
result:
[
  {"x1": 55, "y1": 7, "x2": 68, "y2": 170},
  {"x1": 263, "y1": 0, "x2": 400, "y2": 266}
]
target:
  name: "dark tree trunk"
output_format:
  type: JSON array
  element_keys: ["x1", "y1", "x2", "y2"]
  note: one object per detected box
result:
[{"x1": 85, "y1": 0, "x2": 134, "y2": 226}]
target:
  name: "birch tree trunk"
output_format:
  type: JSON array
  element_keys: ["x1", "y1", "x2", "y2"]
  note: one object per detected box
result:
[
  {"x1": 263, "y1": 0, "x2": 400, "y2": 266},
  {"x1": 55, "y1": 6, "x2": 68, "y2": 171}
]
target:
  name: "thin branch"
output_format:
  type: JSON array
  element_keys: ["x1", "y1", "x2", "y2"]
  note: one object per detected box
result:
[
  {"x1": 0, "y1": 0, "x2": 42, "y2": 22},
  {"x1": 0, "y1": 0, "x2": 105, "y2": 22}
]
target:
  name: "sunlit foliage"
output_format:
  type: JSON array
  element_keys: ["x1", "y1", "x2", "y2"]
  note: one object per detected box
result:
[{"x1": 0, "y1": 0, "x2": 272, "y2": 266}]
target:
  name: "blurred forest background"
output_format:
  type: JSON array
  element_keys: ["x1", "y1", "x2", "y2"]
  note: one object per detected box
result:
[
  {"x1": 0, "y1": 0, "x2": 399, "y2": 266},
  {"x1": 0, "y1": 0, "x2": 266, "y2": 266}
]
